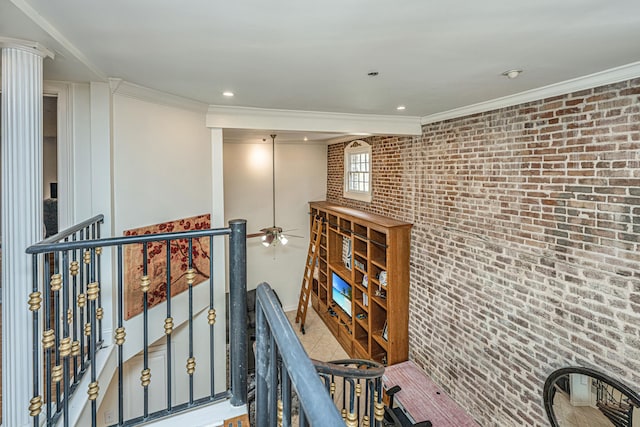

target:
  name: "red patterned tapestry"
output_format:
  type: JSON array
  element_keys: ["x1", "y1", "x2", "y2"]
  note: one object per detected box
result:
[{"x1": 123, "y1": 214, "x2": 211, "y2": 320}]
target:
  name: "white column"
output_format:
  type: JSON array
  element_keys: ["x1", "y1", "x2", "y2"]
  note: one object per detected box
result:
[
  {"x1": 210, "y1": 127, "x2": 227, "y2": 393},
  {"x1": 1, "y1": 39, "x2": 53, "y2": 427}
]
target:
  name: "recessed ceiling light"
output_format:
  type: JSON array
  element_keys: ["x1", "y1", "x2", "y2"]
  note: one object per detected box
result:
[
  {"x1": 396, "y1": 105, "x2": 406, "y2": 111},
  {"x1": 303, "y1": 137, "x2": 308, "y2": 141},
  {"x1": 501, "y1": 69, "x2": 523, "y2": 79},
  {"x1": 223, "y1": 91, "x2": 234, "y2": 97}
]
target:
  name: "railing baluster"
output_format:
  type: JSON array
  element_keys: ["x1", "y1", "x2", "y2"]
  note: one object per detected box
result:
[
  {"x1": 79, "y1": 229, "x2": 86, "y2": 371},
  {"x1": 357, "y1": 378, "x2": 361, "y2": 422},
  {"x1": 282, "y1": 365, "x2": 291, "y2": 427},
  {"x1": 85, "y1": 226, "x2": 92, "y2": 362},
  {"x1": 71, "y1": 234, "x2": 79, "y2": 382},
  {"x1": 376, "y1": 377, "x2": 382, "y2": 427},
  {"x1": 30, "y1": 254, "x2": 41, "y2": 427},
  {"x1": 89, "y1": 248, "x2": 98, "y2": 425},
  {"x1": 165, "y1": 239, "x2": 173, "y2": 412},
  {"x1": 188, "y1": 238, "x2": 194, "y2": 405},
  {"x1": 368, "y1": 380, "x2": 374, "y2": 427},
  {"x1": 96, "y1": 222, "x2": 103, "y2": 345},
  {"x1": 347, "y1": 378, "x2": 356, "y2": 421},
  {"x1": 365, "y1": 378, "x2": 371, "y2": 425},
  {"x1": 117, "y1": 245, "x2": 124, "y2": 426},
  {"x1": 208, "y1": 234, "x2": 215, "y2": 399},
  {"x1": 342, "y1": 376, "x2": 347, "y2": 420},
  {"x1": 62, "y1": 250, "x2": 71, "y2": 426},
  {"x1": 53, "y1": 251, "x2": 61, "y2": 414},
  {"x1": 142, "y1": 244, "x2": 149, "y2": 419},
  {"x1": 44, "y1": 252, "x2": 53, "y2": 426},
  {"x1": 268, "y1": 333, "x2": 277, "y2": 427}
]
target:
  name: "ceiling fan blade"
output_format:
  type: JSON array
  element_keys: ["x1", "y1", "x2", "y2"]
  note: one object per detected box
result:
[
  {"x1": 280, "y1": 228, "x2": 304, "y2": 239},
  {"x1": 247, "y1": 232, "x2": 266, "y2": 239},
  {"x1": 283, "y1": 233, "x2": 304, "y2": 239}
]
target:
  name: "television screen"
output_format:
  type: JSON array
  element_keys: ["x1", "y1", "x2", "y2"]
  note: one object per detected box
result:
[{"x1": 332, "y1": 271, "x2": 352, "y2": 318}]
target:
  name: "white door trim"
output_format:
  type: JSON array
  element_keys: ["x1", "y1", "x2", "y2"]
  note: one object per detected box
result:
[{"x1": 44, "y1": 81, "x2": 74, "y2": 229}]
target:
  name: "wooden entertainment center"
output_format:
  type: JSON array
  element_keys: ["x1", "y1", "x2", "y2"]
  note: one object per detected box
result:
[{"x1": 309, "y1": 201, "x2": 412, "y2": 365}]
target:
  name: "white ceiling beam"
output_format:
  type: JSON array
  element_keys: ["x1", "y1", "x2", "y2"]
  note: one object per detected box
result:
[{"x1": 207, "y1": 105, "x2": 422, "y2": 136}]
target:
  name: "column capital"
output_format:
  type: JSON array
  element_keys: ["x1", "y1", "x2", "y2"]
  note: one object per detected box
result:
[{"x1": 0, "y1": 37, "x2": 54, "y2": 59}]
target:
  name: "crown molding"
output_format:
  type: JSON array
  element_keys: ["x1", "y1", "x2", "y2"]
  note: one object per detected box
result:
[
  {"x1": 421, "y1": 61, "x2": 640, "y2": 125},
  {"x1": 9, "y1": 0, "x2": 105, "y2": 79},
  {"x1": 207, "y1": 105, "x2": 422, "y2": 135},
  {"x1": 109, "y1": 79, "x2": 209, "y2": 113},
  {"x1": 0, "y1": 37, "x2": 54, "y2": 58}
]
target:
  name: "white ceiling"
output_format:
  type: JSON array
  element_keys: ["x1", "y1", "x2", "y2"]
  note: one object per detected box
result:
[{"x1": 3, "y1": 0, "x2": 640, "y2": 121}]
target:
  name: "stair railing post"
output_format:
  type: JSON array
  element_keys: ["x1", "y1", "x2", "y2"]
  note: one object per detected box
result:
[{"x1": 229, "y1": 219, "x2": 247, "y2": 406}]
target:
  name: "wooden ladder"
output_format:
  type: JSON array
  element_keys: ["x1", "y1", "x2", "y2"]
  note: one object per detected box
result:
[{"x1": 295, "y1": 215, "x2": 323, "y2": 334}]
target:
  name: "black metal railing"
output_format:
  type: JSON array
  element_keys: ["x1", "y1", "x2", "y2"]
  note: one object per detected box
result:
[
  {"x1": 26, "y1": 217, "x2": 248, "y2": 426},
  {"x1": 255, "y1": 283, "x2": 345, "y2": 426},
  {"x1": 28, "y1": 215, "x2": 384, "y2": 427},
  {"x1": 313, "y1": 359, "x2": 386, "y2": 426},
  {"x1": 596, "y1": 379, "x2": 635, "y2": 427},
  {"x1": 26, "y1": 215, "x2": 105, "y2": 426}
]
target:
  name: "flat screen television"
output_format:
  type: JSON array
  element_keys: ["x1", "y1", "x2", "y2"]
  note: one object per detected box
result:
[{"x1": 332, "y1": 271, "x2": 352, "y2": 318}]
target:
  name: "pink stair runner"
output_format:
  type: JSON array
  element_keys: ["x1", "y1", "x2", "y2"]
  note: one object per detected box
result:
[{"x1": 382, "y1": 361, "x2": 479, "y2": 426}]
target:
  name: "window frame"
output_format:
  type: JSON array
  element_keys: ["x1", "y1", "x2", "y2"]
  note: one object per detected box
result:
[{"x1": 343, "y1": 140, "x2": 372, "y2": 203}]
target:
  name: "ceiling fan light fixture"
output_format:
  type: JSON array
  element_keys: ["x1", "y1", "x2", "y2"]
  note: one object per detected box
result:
[
  {"x1": 259, "y1": 225, "x2": 289, "y2": 247},
  {"x1": 261, "y1": 233, "x2": 274, "y2": 247},
  {"x1": 278, "y1": 233, "x2": 288, "y2": 246}
]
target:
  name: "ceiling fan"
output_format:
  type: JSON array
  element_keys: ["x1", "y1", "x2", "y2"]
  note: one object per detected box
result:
[{"x1": 247, "y1": 134, "x2": 298, "y2": 247}]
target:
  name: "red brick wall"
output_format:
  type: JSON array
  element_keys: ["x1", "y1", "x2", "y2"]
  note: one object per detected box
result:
[{"x1": 326, "y1": 78, "x2": 640, "y2": 426}]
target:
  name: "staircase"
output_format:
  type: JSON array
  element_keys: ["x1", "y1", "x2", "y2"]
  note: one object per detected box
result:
[{"x1": 596, "y1": 380, "x2": 634, "y2": 427}]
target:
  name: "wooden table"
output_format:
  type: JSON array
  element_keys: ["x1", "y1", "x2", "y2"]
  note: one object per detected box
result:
[{"x1": 382, "y1": 361, "x2": 479, "y2": 426}]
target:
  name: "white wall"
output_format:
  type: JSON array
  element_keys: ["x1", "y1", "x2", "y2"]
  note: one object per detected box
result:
[
  {"x1": 71, "y1": 83, "x2": 93, "y2": 222},
  {"x1": 112, "y1": 94, "x2": 211, "y2": 233},
  {"x1": 110, "y1": 93, "x2": 215, "y2": 356},
  {"x1": 223, "y1": 141, "x2": 327, "y2": 310}
]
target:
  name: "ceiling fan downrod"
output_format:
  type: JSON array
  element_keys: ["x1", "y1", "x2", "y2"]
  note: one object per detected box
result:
[{"x1": 259, "y1": 134, "x2": 288, "y2": 247}]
